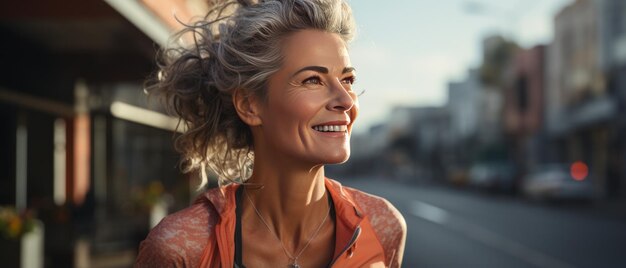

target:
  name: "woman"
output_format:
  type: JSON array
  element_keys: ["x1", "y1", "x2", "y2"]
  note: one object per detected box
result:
[{"x1": 135, "y1": 0, "x2": 406, "y2": 267}]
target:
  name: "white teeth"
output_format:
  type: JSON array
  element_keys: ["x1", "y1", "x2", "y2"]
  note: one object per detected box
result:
[{"x1": 313, "y1": 125, "x2": 347, "y2": 132}]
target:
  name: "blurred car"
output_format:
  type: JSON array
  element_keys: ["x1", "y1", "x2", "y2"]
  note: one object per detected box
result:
[
  {"x1": 468, "y1": 162, "x2": 516, "y2": 193},
  {"x1": 521, "y1": 164, "x2": 594, "y2": 201},
  {"x1": 446, "y1": 166, "x2": 470, "y2": 187}
]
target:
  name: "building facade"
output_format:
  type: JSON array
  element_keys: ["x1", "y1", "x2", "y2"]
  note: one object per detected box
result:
[
  {"x1": 545, "y1": 0, "x2": 623, "y2": 199},
  {"x1": 0, "y1": 0, "x2": 212, "y2": 266},
  {"x1": 503, "y1": 45, "x2": 546, "y2": 177}
]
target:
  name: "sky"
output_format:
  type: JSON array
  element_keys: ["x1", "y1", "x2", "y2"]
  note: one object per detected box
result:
[{"x1": 347, "y1": 0, "x2": 573, "y2": 133}]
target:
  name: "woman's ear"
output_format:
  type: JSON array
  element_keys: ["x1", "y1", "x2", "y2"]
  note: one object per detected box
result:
[{"x1": 233, "y1": 89, "x2": 262, "y2": 126}]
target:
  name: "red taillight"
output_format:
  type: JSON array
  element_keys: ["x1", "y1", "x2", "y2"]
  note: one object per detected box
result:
[{"x1": 570, "y1": 161, "x2": 588, "y2": 181}]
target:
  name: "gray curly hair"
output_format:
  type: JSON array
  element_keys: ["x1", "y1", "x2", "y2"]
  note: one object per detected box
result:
[{"x1": 146, "y1": 0, "x2": 356, "y2": 187}]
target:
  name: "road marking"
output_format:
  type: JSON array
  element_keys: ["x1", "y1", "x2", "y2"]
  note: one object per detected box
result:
[
  {"x1": 410, "y1": 200, "x2": 576, "y2": 268},
  {"x1": 410, "y1": 201, "x2": 450, "y2": 224}
]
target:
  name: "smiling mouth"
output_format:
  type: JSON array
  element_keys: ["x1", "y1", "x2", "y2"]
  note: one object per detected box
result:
[{"x1": 312, "y1": 125, "x2": 348, "y2": 132}]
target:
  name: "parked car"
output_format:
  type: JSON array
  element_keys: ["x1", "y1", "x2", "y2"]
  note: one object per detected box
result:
[
  {"x1": 468, "y1": 162, "x2": 516, "y2": 193},
  {"x1": 521, "y1": 164, "x2": 594, "y2": 201},
  {"x1": 446, "y1": 166, "x2": 470, "y2": 187}
]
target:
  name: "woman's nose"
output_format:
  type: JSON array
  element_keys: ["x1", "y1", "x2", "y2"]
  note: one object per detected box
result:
[{"x1": 327, "y1": 79, "x2": 356, "y2": 112}]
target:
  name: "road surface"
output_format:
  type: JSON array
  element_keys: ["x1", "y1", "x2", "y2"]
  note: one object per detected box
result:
[{"x1": 341, "y1": 177, "x2": 626, "y2": 268}]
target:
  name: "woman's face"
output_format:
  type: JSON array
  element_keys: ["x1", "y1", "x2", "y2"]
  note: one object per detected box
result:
[{"x1": 257, "y1": 29, "x2": 358, "y2": 166}]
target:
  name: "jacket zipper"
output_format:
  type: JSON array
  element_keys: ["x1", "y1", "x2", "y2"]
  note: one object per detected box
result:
[{"x1": 328, "y1": 226, "x2": 361, "y2": 267}]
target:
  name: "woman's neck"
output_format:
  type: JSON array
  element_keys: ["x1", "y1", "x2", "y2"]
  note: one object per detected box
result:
[{"x1": 242, "y1": 156, "x2": 330, "y2": 243}]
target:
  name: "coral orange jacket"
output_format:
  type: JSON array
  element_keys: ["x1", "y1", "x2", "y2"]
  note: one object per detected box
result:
[{"x1": 135, "y1": 178, "x2": 406, "y2": 267}]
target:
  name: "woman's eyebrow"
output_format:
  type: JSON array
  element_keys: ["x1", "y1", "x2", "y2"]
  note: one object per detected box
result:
[
  {"x1": 292, "y1": 66, "x2": 356, "y2": 76},
  {"x1": 293, "y1": 66, "x2": 328, "y2": 76},
  {"x1": 342, "y1": 67, "x2": 356, "y2": 74}
]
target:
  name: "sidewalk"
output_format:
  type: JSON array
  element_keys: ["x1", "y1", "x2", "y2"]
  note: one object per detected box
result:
[
  {"x1": 74, "y1": 238, "x2": 136, "y2": 268},
  {"x1": 89, "y1": 249, "x2": 136, "y2": 268},
  {"x1": 587, "y1": 197, "x2": 626, "y2": 223}
]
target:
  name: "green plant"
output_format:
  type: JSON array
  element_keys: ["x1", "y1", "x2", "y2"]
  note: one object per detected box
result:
[{"x1": 0, "y1": 207, "x2": 35, "y2": 240}]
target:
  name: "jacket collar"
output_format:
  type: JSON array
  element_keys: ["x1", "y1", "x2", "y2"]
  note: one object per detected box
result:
[
  {"x1": 324, "y1": 178, "x2": 364, "y2": 262},
  {"x1": 202, "y1": 178, "x2": 364, "y2": 266},
  {"x1": 203, "y1": 178, "x2": 363, "y2": 221}
]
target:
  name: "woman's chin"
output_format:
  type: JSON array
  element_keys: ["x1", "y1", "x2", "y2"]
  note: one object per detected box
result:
[{"x1": 323, "y1": 152, "x2": 350, "y2": 165}]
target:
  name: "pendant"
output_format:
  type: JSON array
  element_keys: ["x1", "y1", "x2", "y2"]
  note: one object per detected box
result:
[{"x1": 289, "y1": 262, "x2": 300, "y2": 268}]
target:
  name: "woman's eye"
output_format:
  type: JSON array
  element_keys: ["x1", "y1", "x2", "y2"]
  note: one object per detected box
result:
[
  {"x1": 342, "y1": 76, "x2": 356, "y2": 85},
  {"x1": 302, "y1": 76, "x2": 322, "y2": 85}
]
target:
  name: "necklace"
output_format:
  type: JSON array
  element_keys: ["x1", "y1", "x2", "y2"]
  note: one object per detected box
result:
[{"x1": 244, "y1": 188, "x2": 331, "y2": 268}]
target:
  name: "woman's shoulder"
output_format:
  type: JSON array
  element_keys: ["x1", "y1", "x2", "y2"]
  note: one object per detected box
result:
[
  {"x1": 338, "y1": 182, "x2": 407, "y2": 267},
  {"x1": 135, "y1": 189, "x2": 222, "y2": 267},
  {"x1": 326, "y1": 179, "x2": 405, "y2": 226},
  {"x1": 342, "y1": 184, "x2": 406, "y2": 232}
]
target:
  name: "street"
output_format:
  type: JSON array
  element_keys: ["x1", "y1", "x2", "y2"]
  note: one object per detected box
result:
[{"x1": 341, "y1": 178, "x2": 626, "y2": 268}]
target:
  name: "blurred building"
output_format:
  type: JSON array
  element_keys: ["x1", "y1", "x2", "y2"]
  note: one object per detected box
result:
[
  {"x1": 378, "y1": 107, "x2": 420, "y2": 180},
  {"x1": 446, "y1": 68, "x2": 480, "y2": 161},
  {"x1": 448, "y1": 69, "x2": 481, "y2": 140},
  {"x1": 349, "y1": 122, "x2": 391, "y2": 161},
  {"x1": 477, "y1": 35, "x2": 518, "y2": 148},
  {"x1": 503, "y1": 45, "x2": 546, "y2": 181},
  {"x1": 0, "y1": 0, "x2": 211, "y2": 266},
  {"x1": 504, "y1": 45, "x2": 546, "y2": 143},
  {"x1": 412, "y1": 107, "x2": 449, "y2": 181},
  {"x1": 598, "y1": 0, "x2": 626, "y2": 199},
  {"x1": 545, "y1": 0, "x2": 624, "y2": 199},
  {"x1": 385, "y1": 106, "x2": 449, "y2": 181}
]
